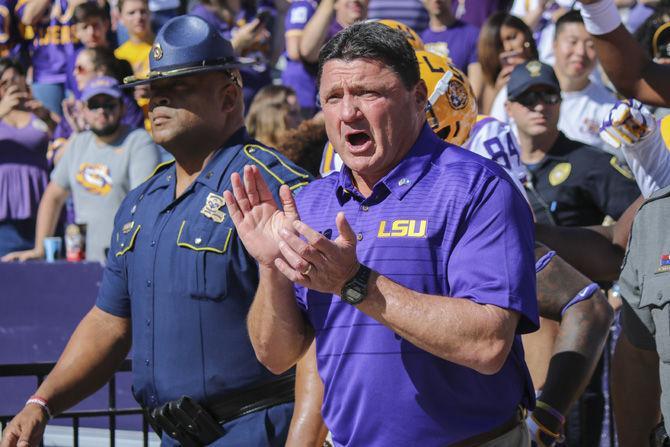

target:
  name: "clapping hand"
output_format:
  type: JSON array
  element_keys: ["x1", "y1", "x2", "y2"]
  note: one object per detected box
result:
[{"x1": 224, "y1": 165, "x2": 360, "y2": 294}]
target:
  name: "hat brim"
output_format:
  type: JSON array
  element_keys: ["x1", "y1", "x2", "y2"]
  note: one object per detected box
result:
[{"x1": 122, "y1": 58, "x2": 255, "y2": 88}]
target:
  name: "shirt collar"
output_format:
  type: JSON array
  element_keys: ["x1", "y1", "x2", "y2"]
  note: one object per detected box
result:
[
  {"x1": 334, "y1": 123, "x2": 443, "y2": 204},
  {"x1": 195, "y1": 126, "x2": 250, "y2": 192}
]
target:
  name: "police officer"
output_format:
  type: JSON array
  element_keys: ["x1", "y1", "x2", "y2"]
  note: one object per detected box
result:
[
  {"x1": 505, "y1": 61, "x2": 640, "y2": 228},
  {"x1": 0, "y1": 15, "x2": 310, "y2": 447}
]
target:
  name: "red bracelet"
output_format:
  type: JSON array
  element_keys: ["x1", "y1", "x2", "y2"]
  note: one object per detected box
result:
[{"x1": 26, "y1": 395, "x2": 52, "y2": 420}]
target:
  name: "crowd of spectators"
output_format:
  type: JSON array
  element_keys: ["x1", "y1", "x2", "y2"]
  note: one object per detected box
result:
[{"x1": 1, "y1": 0, "x2": 670, "y2": 444}]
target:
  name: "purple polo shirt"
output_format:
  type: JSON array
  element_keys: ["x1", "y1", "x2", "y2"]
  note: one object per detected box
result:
[
  {"x1": 294, "y1": 124, "x2": 538, "y2": 446},
  {"x1": 421, "y1": 20, "x2": 480, "y2": 73}
]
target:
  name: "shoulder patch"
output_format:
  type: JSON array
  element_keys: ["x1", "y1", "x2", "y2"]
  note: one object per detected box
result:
[
  {"x1": 242, "y1": 144, "x2": 310, "y2": 188},
  {"x1": 660, "y1": 114, "x2": 670, "y2": 151}
]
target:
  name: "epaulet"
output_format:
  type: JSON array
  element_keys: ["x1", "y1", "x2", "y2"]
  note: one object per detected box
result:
[
  {"x1": 242, "y1": 143, "x2": 310, "y2": 191},
  {"x1": 147, "y1": 159, "x2": 175, "y2": 180},
  {"x1": 640, "y1": 184, "x2": 670, "y2": 209},
  {"x1": 660, "y1": 114, "x2": 670, "y2": 151}
]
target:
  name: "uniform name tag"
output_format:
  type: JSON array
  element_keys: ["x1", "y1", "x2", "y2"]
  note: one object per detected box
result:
[{"x1": 201, "y1": 193, "x2": 226, "y2": 223}]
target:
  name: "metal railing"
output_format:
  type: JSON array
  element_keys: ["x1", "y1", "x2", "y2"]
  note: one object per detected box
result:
[{"x1": 0, "y1": 360, "x2": 151, "y2": 447}]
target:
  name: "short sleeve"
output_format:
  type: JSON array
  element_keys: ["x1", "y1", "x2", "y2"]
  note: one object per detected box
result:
[
  {"x1": 50, "y1": 135, "x2": 78, "y2": 190},
  {"x1": 127, "y1": 130, "x2": 160, "y2": 188},
  {"x1": 285, "y1": 1, "x2": 314, "y2": 32},
  {"x1": 95, "y1": 203, "x2": 132, "y2": 318},
  {"x1": 447, "y1": 173, "x2": 539, "y2": 333}
]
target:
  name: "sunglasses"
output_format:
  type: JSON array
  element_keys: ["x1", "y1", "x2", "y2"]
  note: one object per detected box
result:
[
  {"x1": 86, "y1": 101, "x2": 119, "y2": 111},
  {"x1": 515, "y1": 90, "x2": 561, "y2": 108}
]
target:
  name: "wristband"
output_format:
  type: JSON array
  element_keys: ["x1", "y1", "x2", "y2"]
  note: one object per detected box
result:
[
  {"x1": 534, "y1": 250, "x2": 556, "y2": 274},
  {"x1": 535, "y1": 400, "x2": 566, "y2": 425},
  {"x1": 561, "y1": 283, "x2": 599, "y2": 317},
  {"x1": 580, "y1": 0, "x2": 622, "y2": 36},
  {"x1": 26, "y1": 395, "x2": 52, "y2": 420}
]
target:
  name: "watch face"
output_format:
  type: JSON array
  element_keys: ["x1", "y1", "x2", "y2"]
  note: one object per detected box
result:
[{"x1": 345, "y1": 289, "x2": 363, "y2": 302}]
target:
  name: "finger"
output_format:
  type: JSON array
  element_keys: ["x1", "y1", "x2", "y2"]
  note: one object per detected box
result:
[
  {"x1": 335, "y1": 212, "x2": 356, "y2": 247},
  {"x1": 230, "y1": 171, "x2": 252, "y2": 213},
  {"x1": 292, "y1": 220, "x2": 330, "y2": 251},
  {"x1": 0, "y1": 428, "x2": 19, "y2": 447},
  {"x1": 279, "y1": 185, "x2": 300, "y2": 220},
  {"x1": 251, "y1": 165, "x2": 276, "y2": 204},
  {"x1": 223, "y1": 190, "x2": 244, "y2": 227},
  {"x1": 274, "y1": 257, "x2": 308, "y2": 284},
  {"x1": 277, "y1": 239, "x2": 312, "y2": 275},
  {"x1": 243, "y1": 165, "x2": 260, "y2": 207}
]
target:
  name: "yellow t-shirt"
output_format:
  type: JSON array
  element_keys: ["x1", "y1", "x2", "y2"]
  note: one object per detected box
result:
[{"x1": 114, "y1": 40, "x2": 152, "y2": 77}]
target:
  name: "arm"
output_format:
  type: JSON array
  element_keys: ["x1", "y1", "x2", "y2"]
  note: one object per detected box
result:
[
  {"x1": 285, "y1": 340, "x2": 329, "y2": 447},
  {"x1": 580, "y1": 0, "x2": 670, "y2": 107},
  {"x1": 17, "y1": 0, "x2": 51, "y2": 26},
  {"x1": 1, "y1": 182, "x2": 69, "y2": 261},
  {"x1": 0, "y1": 307, "x2": 131, "y2": 447},
  {"x1": 534, "y1": 194, "x2": 643, "y2": 282},
  {"x1": 530, "y1": 243, "x2": 614, "y2": 435},
  {"x1": 298, "y1": 0, "x2": 335, "y2": 63},
  {"x1": 612, "y1": 333, "x2": 661, "y2": 446}
]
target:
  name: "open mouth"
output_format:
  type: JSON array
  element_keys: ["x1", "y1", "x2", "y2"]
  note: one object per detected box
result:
[{"x1": 346, "y1": 131, "x2": 371, "y2": 148}]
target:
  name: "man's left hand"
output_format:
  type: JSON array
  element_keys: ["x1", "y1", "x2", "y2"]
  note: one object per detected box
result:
[{"x1": 274, "y1": 212, "x2": 360, "y2": 295}]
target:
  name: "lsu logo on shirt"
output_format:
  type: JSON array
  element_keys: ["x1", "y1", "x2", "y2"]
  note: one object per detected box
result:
[
  {"x1": 377, "y1": 219, "x2": 427, "y2": 238},
  {"x1": 76, "y1": 163, "x2": 112, "y2": 195}
]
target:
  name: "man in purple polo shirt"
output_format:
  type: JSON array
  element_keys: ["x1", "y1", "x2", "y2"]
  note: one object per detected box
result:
[{"x1": 225, "y1": 22, "x2": 538, "y2": 446}]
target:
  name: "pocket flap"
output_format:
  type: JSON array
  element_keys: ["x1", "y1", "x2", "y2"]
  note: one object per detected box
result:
[
  {"x1": 640, "y1": 273, "x2": 670, "y2": 309},
  {"x1": 115, "y1": 224, "x2": 141, "y2": 257},
  {"x1": 176, "y1": 220, "x2": 233, "y2": 254}
]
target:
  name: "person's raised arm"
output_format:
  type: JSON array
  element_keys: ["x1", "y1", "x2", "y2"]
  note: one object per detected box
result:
[
  {"x1": 18, "y1": 0, "x2": 52, "y2": 26},
  {"x1": 580, "y1": 0, "x2": 670, "y2": 107},
  {"x1": 299, "y1": 0, "x2": 335, "y2": 63},
  {"x1": 224, "y1": 165, "x2": 314, "y2": 374},
  {"x1": 0, "y1": 307, "x2": 131, "y2": 447}
]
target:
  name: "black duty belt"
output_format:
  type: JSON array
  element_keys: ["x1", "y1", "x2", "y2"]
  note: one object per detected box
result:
[
  {"x1": 145, "y1": 373, "x2": 295, "y2": 447},
  {"x1": 449, "y1": 406, "x2": 526, "y2": 447}
]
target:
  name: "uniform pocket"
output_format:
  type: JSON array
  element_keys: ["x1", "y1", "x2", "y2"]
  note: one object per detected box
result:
[
  {"x1": 640, "y1": 274, "x2": 670, "y2": 361},
  {"x1": 176, "y1": 220, "x2": 233, "y2": 301},
  {"x1": 114, "y1": 224, "x2": 141, "y2": 257}
]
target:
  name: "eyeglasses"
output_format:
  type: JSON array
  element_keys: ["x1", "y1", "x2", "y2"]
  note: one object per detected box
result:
[
  {"x1": 86, "y1": 101, "x2": 119, "y2": 111},
  {"x1": 515, "y1": 90, "x2": 561, "y2": 108}
]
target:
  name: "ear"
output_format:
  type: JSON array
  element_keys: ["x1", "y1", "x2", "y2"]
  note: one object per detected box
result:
[
  {"x1": 504, "y1": 100, "x2": 512, "y2": 116},
  {"x1": 414, "y1": 79, "x2": 428, "y2": 111},
  {"x1": 218, "y1": 79, "x2": 239, "y2": 114}
]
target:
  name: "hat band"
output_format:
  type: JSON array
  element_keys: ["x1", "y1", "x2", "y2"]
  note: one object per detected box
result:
[{"x1": 123, "y1": 57, "x2": 239, "y2": 84}]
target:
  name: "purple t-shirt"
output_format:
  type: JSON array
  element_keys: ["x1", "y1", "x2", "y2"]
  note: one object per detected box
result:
[
  {"x1": 16, "y1": 0, "x2": 84, "y2": 84},
  {"x1": 421, "y1": 20, "x2": 479, "y2": 72},
  {"x1": 281, "y1": 0, "x2": 318, "y2": 111},
  {"x1": 452, "y1": 0, "x2": 507, "y2": 28},
  {"x1": 0, "y1": 115, "x2": 49, "y2": 220},
  {"x1": 294, "y1": 124, "x2": 538, "y2": 446}
]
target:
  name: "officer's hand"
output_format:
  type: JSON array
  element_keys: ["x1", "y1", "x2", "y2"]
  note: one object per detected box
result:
[
  {"x1": 224, "y1": 165, "x2": 300, "y2": 268},
  {"x1": 273, "y1": 211, "x2": 360, "y2": 295},
  {"x1": 0, "y1": 404, "x2": 48, "y2": 447},
  {"x1": 599, "y1": 99, "x2": 656, "y2": 149},
  {"x1": 1, "y1": 247, "x2": 44, "y2": 263}
]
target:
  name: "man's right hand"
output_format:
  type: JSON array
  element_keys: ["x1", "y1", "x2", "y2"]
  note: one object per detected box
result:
[
  {"x1": 0, "y1": 404, "x2": 48, "y2": 447},
  {"x1": 224, "y1": 164, "x2": 300, "y2": 268},
  {"x1": 1, "y1": 248, "x2": 44, "y2": 262}
]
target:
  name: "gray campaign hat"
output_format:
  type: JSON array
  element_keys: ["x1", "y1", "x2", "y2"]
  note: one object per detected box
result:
[
  {"x1": 123, "y1": 15, "x2": 253, "y2": 87},
  {"x1": 507, "y1": 61, "x2": 560, "y2": 101}
]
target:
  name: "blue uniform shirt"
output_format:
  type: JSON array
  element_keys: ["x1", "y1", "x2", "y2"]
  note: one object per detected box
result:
[
  {"x1": 294, "y1": 124, "x2": 538, "y2": 446},
  {"x1": 96, "y1": 128, "x2": 310, "y2": 410}
]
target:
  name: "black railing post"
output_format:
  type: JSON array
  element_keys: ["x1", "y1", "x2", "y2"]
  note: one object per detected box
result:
[{"x1": 109, "y1": 375, "x2": 116, "y2": 447}]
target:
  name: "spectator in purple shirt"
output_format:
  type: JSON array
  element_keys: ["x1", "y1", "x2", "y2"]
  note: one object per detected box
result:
[
  {"x1": 225, "y1": 22, "x2": 538, "y2": 446},
  {"x1": 420, "y1": 0, "x2": 480, "y2": 77},
  {"x1": 0, "y1": 58, "x2": 56, "y2": 256}
]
